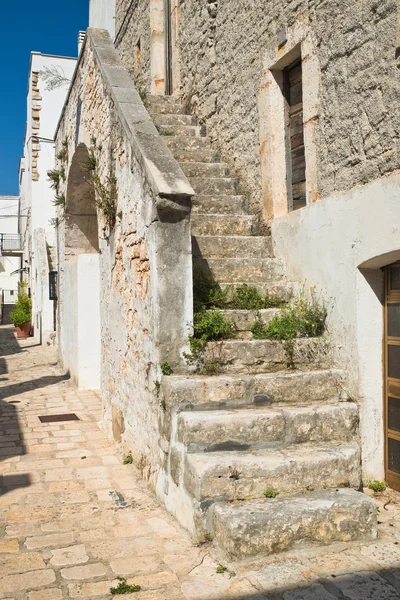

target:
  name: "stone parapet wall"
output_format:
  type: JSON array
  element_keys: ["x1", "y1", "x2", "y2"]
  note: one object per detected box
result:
[
  {"x1": 55, "y1": 29, "x2": 194, "y2": 485},
  {"x1": 115, "y1": 0, "x2": 398, "y2": 220}
]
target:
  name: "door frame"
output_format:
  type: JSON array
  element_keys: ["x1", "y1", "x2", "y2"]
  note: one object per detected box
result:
[{"x1": 384, "y1": 262, "x2": 400, "y2": 491}]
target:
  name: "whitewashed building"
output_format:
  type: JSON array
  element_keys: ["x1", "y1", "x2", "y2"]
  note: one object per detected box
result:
[
  {"x1": 0, "y1": 196, "x2": 21, "y2": 324},
  {"x1": 19, "y1": 52, "x2": 77, "y2": 344}
]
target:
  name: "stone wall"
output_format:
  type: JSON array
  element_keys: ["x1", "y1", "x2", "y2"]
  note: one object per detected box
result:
[
  {"x1": 55, "y1": 29, "x2": 193, "y2": 484},
  {"x1": 115, "y1": 0, "x2": 398, "y2": 219}
]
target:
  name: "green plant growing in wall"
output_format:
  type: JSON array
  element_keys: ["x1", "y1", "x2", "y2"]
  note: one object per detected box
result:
[
  {"x1": 161, "y1": 362, "x2": 173, "y2": 376},
  {"x1": 47, "y1": 168, "x2": 62, "y2": 193},
  {"x1": 10, "y1": 282, "x2": 32, "y2": 327},
  {"x1": 52, "y1": 193, "x2": 65, "y2": 207},
  {"x1": 83, "y1": 140, "x2": 118, "y2": 233},
  {"x1": 56, "y1": 137, "x2": 69, "y2": 163},
  {"x1": 264, "y1": 488, "x2": 278, "y2": 498},
  {"x1": 123, "y1": 454, "x2": 133, "y2": 465}
]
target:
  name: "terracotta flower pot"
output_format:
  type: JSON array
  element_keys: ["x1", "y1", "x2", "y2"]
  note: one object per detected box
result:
[{"x1": 15, "y1": 322, "x2": 31, "y2": 339}]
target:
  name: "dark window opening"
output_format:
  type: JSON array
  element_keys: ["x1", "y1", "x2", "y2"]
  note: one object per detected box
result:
[{"x1": 284, "y1": 58, "x2": 306, "y2": 212}]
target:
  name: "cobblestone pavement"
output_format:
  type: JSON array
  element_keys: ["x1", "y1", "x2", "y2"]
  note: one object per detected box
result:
[{"x1": 2, "y1": 324, "x2": 400, "y2": 599}]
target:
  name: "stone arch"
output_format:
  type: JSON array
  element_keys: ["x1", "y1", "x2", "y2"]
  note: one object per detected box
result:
[{"x1": 65, "y1": 143, "x2": 99, "y2": 256}]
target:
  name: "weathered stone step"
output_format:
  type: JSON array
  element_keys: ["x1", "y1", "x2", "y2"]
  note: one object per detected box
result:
[
  {"x1": 219, "y1": 309, "x2": 279, "y2": 333},
  {"x1": 193, "y1": 236, "x2": 273, "y2": 259},
  {"x1": 147, "y1": 95, "x2": 184, "y2": 114},
  {"x1": 158, "y1": 124, "x2": 204, "y2": 137},
  {"x1": 178, "y1": 403, "x2": 358, "y2": 453},
  {"x1": 204, "y1": 337, "x2": 332, "y2": 374},
  {"x1": 153, "y1": 113, "x2": 197, "y2": 127},
  {"x1": 213, "y1": 489, "x2": 377, "y2": 558},
  {"x1": 169, "y1": 147, "x2": 221, "y2": 163},
  {"x1": 221, "y1": 281, "x2": 298, "y2": 304},
  {"x1": 191, "y1": 195, "x2": 248, "y2": 215},
  {"x1": 193, "y1": 257, "x2": 284, "y2": 284},
  {"x1": 164, "y1": 136, "x2": 211, "y2": 150},
  {"x1": 184, "y1": 443, "x2": 361, "y2": 503},
  {"x1": 180, "y1": 163, "x2": 230, "y2": 179},
  {"x1": 161, "y1": 369, "x2": 347, "y2": 412},
  {"x1": 191, "y1": 215, "x2": 257, "y2": 236},
  {"x1": 189, "y1": 177, "x2": 239, "y2": 195}
]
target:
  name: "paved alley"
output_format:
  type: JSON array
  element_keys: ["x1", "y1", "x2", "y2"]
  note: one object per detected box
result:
[{"x1": 3, "y1": 324, "x2": 400, "y2": 599}]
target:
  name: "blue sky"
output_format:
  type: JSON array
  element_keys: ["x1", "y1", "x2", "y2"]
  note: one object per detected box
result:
[{"x1": 0, "y1": 1, "x2": 89, "y2": 195}]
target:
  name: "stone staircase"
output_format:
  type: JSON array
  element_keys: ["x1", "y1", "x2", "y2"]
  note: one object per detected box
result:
[{"x1": 147, "y1": 95, "x2": 377, "y2": 559}]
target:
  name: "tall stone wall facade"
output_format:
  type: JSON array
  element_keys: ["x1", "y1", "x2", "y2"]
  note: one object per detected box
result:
[
  {"x1": 55, "y1": 29, "x2": 193, "y2": 484},
  {"x1": 115, "y1": 0, "x2": 398, "y2": 218}
]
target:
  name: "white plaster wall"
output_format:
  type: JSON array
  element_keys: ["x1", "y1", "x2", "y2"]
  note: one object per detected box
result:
[
  {"x1": 62, "y1": 255, "x2": 101, "y2": 389},
  {"x1": 0, "y1": 196, "x2": 20, "y2": 292},
  {"x1": 272, "y1": 171, "x2": 400, "y2": 482},
  {"x1": 77, "y1": 254, "x2": 101, "y2": 389},
  {"x1": 19, "y1": 53, "x2": 77, "y2": 344},
  {"x1": 89, "y1": 0, "x2": 116, "y2": 38}
]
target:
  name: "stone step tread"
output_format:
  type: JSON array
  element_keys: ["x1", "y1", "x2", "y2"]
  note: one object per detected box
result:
[
  {"x1": 147, "y1": 96, "x2": 185, "y2": 114},
  {"x1": 192, "y1": 236, "x2": 273, "y2": 259},
  {"x1": 191, "y1": 214, "x2": 257, "y2": 236},
  {"x1": 213, "y1": 489, "x2": 377, "y2": 558},
  {"x1": 164, "y1": 136, "x2": 211, "y2": 149},
  {"x1": 153, "y1": 113, "x2": 197, "y2": 126},
  {"x1": 189, "y1": 178, "x2": 238, "y2": 195},
  {"x1": 203, "y1": 337, "x2": 331, "y2": 375},
  {"x1": 184, "y1": 442, "x2": 361, "y2": 501},
  {"x1": 157, "y1": 124, "x2": 205, "y2": 137},
  {"x1": 178, "y1": 403, "x2": 358, "y2": 452},
  {"x1": 169, "y1": 147, "x2": 222, "y2": 163},
  {"x1": 217, "y1": 308, "x2": 280, "y2": 327},
  {"x1": 191, "y1": 195, "x2": 248, "y2": 215},
  {"x1": 180, "y1": 163, "x2": 230, "y2": 178},
  {"x1": 194, "y1": 257, "x2": 285, "y2": 284},
  {"x1": 161, "y1": 368, "x2": 347, "y2": 411}
]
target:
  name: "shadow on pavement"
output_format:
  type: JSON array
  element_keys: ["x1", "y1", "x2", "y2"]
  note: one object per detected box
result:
[
  {"x1": 0, "y1": 325, "x2": 68, "y2": 498},
  {"x1": 227, "y1": 566, "x2": 400, "y2": 599}
]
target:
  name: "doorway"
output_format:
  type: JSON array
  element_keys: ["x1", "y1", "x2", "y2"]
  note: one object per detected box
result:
[
  {"x1": 164, "y1": 0, "x2": 181, "y2": 95},
  {"x1": 384, "y1": 263, "x2": 400, "y2": 491}
]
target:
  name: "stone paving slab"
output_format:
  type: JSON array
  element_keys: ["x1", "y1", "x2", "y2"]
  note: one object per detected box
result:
[{"x1": 2, "y1": 324, "x2": 400, "y2": 599}]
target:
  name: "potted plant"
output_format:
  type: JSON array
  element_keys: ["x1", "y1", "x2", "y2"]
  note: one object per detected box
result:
[{"x1": 10, "y1": 282, "x2": 32, "y2": 339}]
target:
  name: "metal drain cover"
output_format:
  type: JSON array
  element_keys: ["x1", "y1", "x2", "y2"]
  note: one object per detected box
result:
[{"x1": 38, "y1": 413, "x2": 80, "y2": 423}]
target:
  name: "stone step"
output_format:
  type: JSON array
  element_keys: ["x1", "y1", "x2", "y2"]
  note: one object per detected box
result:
[
  {"x1": 213, "y1": 489, "x2": 377, "y2": 558},
  {"x1": 153, "y1": 113, "x2": 197, "y2": 127},
  {"x1": 191, "y1": 215, "x2": 257, "y2": 236},
  {"x1": 189, "y1": 177, "x2": 239, "y2": 195},
  {"x1": 178, "y1": 403, "x2": 358, "y2": 453},
  {"x1": 157, "y1": 124, "x2": 205, "y2": 137},
  {"x1": 164, "y1": 136, "x2": 211, "y2": 150},
  {"x1": 193, "y1": 236, "x2": 273, "y2": 259},
  {"x1": 191, "y1": 195, "x2": 248, "y2": 215},
  {"x1": 161, "y1": 369, "x2": 347, "y2": 412},
  {"x1": 180, "y1": 163, "x2": 230, "y2": 179},
  {"x1": 184, "y1": 443, "x2": 361, "y2": 503},
  {"x1": 147, "y1": 95, "x2": 184, "y2": 114},
  {"x1": 220, "y1": 309, "x2": 280, "y2": 334},
  {"x1": 221, "y1": 281, "x2": 298, "y2": 304},
  {"x1": 203, "y1": 337, "x2": 332, "y2": 375},
  {"x1": 193, "y1": 257, "x2": 284, "y2": 283},
  {"x1": 193, "y1": 256, "x2": 284, "y2": 284},
  {"x1": 169, "y1": 147, "x2": 221, "y2": 163}
]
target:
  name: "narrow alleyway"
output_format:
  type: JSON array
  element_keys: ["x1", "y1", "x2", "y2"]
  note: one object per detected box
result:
[{"x1": 3, "y1": 324, "x2": 400, "y2": 600}]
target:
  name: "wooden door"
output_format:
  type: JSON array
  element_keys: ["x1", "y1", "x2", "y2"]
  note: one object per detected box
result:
[
  {"x1": 284, "y1": 59, "x2": 306, "y2": 212},
  {"x1": 384, "y1": 263, "x2": 400, "y2": 491}
]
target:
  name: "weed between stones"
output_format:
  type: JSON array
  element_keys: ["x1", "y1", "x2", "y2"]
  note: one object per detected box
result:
[
  {"x1": 110, "y1": 577, "x2": 141, "y2": 594},
  {"x1": 368, "y1": 480, "x2": 387, "y2": 493},
  {"x1": 252, "y1": 288, "x2": 327, "y2": 341}
]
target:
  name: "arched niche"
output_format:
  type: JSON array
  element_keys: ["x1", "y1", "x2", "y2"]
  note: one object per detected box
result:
[{"x1": 65, "y1": 143, "x2": 99, "y2": 256}]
